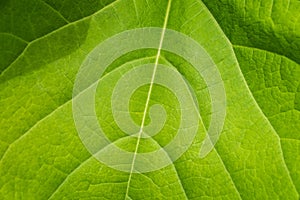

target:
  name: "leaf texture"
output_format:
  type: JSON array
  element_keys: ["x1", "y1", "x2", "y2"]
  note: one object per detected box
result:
[{"x1": 0, "y1": 0, "x2": 299, "y2": 199}]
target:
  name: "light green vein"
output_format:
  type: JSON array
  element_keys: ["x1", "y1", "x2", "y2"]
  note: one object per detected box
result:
[
  {"x1": 0, "y1": 56, "x2": 156, "y2": 163},
  {"x1": 233, "y1": 44, "x2": 300, "y2": 66},
  {"x1": 0, "y1": 0, "x2": 121, "y2": 77},
  {"x1": 201, "y1": 0, "x2": 298, "y2": 197},
  {"x1": 39, "y1": 0, "x2": 70, "y2": 24},
  {"x1": 0, "y1": 32, "x2": 29, "y2": 44}
]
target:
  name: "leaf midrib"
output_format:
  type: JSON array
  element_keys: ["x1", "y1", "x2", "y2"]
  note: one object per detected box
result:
[{"x1": 124, "y1": 0, "x2": 173, "y2": 199}]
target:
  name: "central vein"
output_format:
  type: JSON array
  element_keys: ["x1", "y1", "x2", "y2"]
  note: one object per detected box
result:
[{"x1": 124, "y1": 0, "x2": 172, "y2": 198}]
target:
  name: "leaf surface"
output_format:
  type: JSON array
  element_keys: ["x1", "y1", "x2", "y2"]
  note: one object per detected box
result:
[{"x1": 0, "y1": 0, "x2": 299, "y2": 199}]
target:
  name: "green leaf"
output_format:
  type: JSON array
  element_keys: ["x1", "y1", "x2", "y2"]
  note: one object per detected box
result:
[{"x1": 0, "y1": 0, "x2": 299, "y2": 199}]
